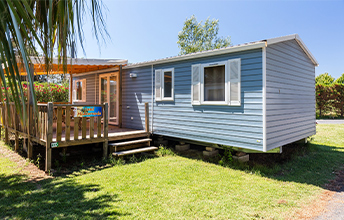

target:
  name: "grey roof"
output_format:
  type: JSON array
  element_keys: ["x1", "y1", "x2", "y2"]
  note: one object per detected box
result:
[{"x1": 124, "y1": 34, "x2": 318, "y2": 68}]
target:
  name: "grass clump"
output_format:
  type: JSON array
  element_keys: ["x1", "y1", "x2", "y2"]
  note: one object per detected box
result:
[
  {"x1": 155, "y1": 145, "x2": 175, "y2": 157},
  {"x1": 218, "y1": 145, "x2": 233, "y2": 167},
  {"x1": 107, "y1": 155, "x2": 125, "y2": 166}
]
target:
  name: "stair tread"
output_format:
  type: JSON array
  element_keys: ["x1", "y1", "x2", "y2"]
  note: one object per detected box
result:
[
  {"x1": 109, "y1": 138, "x2": 152, "y2": 147},
  {"x1": 112, "y1": 146, "x2": 158, "y2": 156}
]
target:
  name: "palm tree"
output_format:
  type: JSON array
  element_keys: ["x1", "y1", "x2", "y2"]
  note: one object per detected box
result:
[{"x1": 0, "y1": 0, "x2": 108, "y2": 124}]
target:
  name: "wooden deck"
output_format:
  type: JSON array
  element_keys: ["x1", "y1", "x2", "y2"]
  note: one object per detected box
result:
[{"x1": 0, "y1": 102, "x2": 150, "y2": 172}]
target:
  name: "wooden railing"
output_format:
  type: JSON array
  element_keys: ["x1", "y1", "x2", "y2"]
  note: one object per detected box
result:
[
  {"x1": 0, "y1": 101, "x2": 150, "y2": 172},
  {"x1": 0, "y1": 102, "x2": 108, "y2": 171}
]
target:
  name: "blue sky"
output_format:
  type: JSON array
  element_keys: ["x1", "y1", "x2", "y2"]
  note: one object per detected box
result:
[{"x1": 77, "y1": 0, "x2": 344, "y2": 79}]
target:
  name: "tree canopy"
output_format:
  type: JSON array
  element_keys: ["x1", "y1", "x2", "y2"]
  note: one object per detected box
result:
[
  {"x1": 334, "y1": 73, "x2": 344, "y2": 84},
  {"x1": 177, "y1": 15, "x2": 231, "y2": 55},
  {"x1": 315, "y1": 72, "x2": 335, "y2": 86}
]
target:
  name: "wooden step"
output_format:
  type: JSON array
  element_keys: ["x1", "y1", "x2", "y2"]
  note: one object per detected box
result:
[
  {"x1": 108, "y1": 138, "x2": 152, "y2": 147},
  {"x1": 108, "y1": 131, "x2": 149, "y2": 141},
  {"x1": 109, "y1": 138, "x2": 152, "y2": 152},
  {"x1": 112, "y1": 146, "x2": 158, "y2": 157}
]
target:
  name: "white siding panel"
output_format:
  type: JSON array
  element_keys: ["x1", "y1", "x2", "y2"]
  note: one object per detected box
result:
[{"x1": 266, "y1": 39, "x2": 316, "y2": 151}]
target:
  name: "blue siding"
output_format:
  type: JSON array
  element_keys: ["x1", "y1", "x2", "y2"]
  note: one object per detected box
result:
[
  {"x1": 124, "y1": 49, "x2": 264, "y2": 151},
  {"x1": 122, "y1": 66, "x2": 152, "y2": 130}
]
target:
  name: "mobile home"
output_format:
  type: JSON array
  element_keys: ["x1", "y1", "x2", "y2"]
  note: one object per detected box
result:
[{"x1": 71, "y1": 34, "x2": 318, "y2": 152}]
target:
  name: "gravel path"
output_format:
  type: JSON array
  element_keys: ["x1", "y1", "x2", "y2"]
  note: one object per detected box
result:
[
  {"x1": 315, "y1": 190, "x2": 344, "y2": 220},
  {"x1": 316, "y1": 120, "x2": 344, "y2": 124},
  {"x1": 314, "y1": 170, "x2": 344, "y2": 220}
]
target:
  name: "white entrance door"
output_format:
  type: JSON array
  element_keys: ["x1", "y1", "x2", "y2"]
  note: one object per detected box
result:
[{"x1": 99, "y1": 73, "x2": 119, "y2": 125}]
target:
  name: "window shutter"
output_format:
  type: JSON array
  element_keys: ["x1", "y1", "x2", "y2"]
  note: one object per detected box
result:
[
  {"x1": 228, "y1": 59, "x2": 241, "y2": 106},
  {"x1": 155, "y1": 69, "x2": 162, "y2": 101},
  {"x1": 82, "y1": 79, "x2": 86, "y2": 102},
  {"x1": 191, "y1": 64, "x2": 201, "y2": 105}
]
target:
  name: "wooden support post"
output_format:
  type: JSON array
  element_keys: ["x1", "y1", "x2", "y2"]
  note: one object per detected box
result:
[
  {"x1": 40, "y1": 109, "x2": 43, "y2": 139},
  {"x1": 103, "y1": 103, "x2": 108, "y2": 158},
  {"x1": 69, "y1": 74, "x2": 73, "y2": 104},
  {"x1": 89, "y1": 117, "x2": 94, "y2": 139},
  {"x1": 56, "y1": 106, "x2": 62, "y2": 142},
  {"x1": 82, "y1": 117, "x2": 86, "y2": 139},
  {"x1": 0, "y1": 107, "x2": 1, "y2": 138},
  {"x1": 145, "y1": 102, "x2": 149, "y2": 133},
  {"x1": 45, "y1": 102, "x2": 53, "y2": 172},
  {"x1": 27, "y1": 137, "x2": 33, "y2": 159},
  {"x1": 0, "y1": 78, "x2": 2, "y2": 136},
  {"x1": 65, "y1": 106, "x2": 71, "y2": 141},
  {"x1": 74, "y1": 117, "x2": 79, "y2": 140},
  {"x1": 97, "y1": 116, "x2": 101, "y2": 138},
  {"x1": 4, "y1": 104, "x2": 8, "y2": 144},
  {"x1": 43, "y1": 110, "x2": 47, "y2": 140},
  {"x1": 27, "y1": 104, "x2": 32, "y2": 158},
  {"x1": 14, "y1": 105, "x2": 19, "y2": 152},
  {"x1": 118, "y1": 65, "x2": 122, "y2": 128}
]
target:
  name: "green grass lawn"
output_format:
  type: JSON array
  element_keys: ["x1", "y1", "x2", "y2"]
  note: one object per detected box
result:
[{"x1": 1, "y1": 124, "x2": 344, "y2": 219}]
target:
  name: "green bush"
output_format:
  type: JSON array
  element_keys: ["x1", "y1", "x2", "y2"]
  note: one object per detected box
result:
[
  {"x1": 2, "y1": 82, "x2": 69, "y2": 103},
  {"x1": 316, "y1": 84, "x2": 331, "y2": 117}
]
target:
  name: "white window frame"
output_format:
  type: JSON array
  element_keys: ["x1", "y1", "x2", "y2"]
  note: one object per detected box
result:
[
  {"x1": 156, "y1": 68, "x2": 174, "y2": 101},
  {"x1": 73, "y1": 79, "x2": 86, "y2": 102},
  {"x1": 201, "y1": 61, "x2": 228, "y2": 105},
  {"x1": 192, "y1": 58, "x2": 241, "y2": 106}
]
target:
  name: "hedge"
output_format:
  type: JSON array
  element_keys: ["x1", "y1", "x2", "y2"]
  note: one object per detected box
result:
[
  {"x1": 1, "y1": 82, "x2": 69, "y2": 103},
  {"x1": 316, "y1": 84, "x2": 344, "y2": 118}
]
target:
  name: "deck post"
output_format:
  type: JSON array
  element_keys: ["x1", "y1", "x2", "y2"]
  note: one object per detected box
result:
[
  {"x1": 4, "y1": 104, "x2": 8, "y2": 144},
  {"x1": 14, "y1": 105, "x2": 19, "y2": 152},
  {"x1": 0, "y1": 103, "x2": 4, "y2": 142},
  {"x1": 145, "y1": 102, "x2": 149, "y2": 133},
  {"x1": 0, "y1": 79, "x2": 2, "y2": 136},
  {"x1": 69, "y1": 74, "x2": 73, "y2": 104},
  {"x1": 27, "y1": 105, "x2": 33, "y2": 158},
  {"x1": 0, "y1": 103, "x2": 2, "y2": 138},
  {"x1": 103, "y1": 102, "x2": 108, "y2": 158},
  {"x1": 45, "y1": 102, "x2": 53, "y2": 172}
]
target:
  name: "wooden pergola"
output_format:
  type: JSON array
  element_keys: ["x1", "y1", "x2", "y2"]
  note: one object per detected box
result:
[{"x1": 17, "y1": 57, "x2": 128, "y2": 103}]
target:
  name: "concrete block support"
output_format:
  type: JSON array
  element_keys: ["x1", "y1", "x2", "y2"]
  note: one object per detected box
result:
[
  {"x1": 203, "y1": 150, "x2": 219, "y2": 157},
  {"x1": 233, "y1": 154, "x2": 249, "y2": 163},
  {"x1": 175, "y1": 144, "x2": 190, "y2": 151}
]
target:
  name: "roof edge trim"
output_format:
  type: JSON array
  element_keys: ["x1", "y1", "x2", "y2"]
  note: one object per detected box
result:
[
  {"x1": 266, "y1": 34, "x2": 319, "y2": 66},
  {"x1": 124, "y1": 42, "x2": 267, "y2": 69}
]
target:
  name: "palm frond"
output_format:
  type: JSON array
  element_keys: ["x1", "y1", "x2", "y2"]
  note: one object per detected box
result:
[{"x1": 0, "y1": 0, "x2": 109, "y2": 126}]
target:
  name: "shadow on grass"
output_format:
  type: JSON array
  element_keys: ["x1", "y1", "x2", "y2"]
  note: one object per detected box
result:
[
  {"x1": 234, "y1": 143, "x2": 344, "y2": 191},
  {"x1": 174, "y1": 142, "x2": 344, "y2": 191},
  {"x1": 0, "y1": 173, "x2": 130, "y2": 219},
  {"x1": 273, "y1": 143, "x2": 344, "y2": 188}
]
